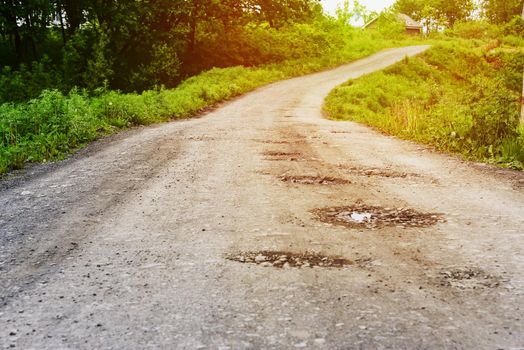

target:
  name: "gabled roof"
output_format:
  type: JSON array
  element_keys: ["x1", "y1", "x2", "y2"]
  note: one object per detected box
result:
[
  {"x1": 363, "y1": 16, "x2": 379, "y2": 28},
  {"x1": 397, "y1": 13, "x2": 423, "y2": 29},
  {"x1": 364, "y1": 13, "x2": 423, "y2": 29}
]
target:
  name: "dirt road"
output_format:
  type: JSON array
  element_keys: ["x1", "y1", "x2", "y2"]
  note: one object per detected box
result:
[{"x1": 2, "y1": 46, "x2": 524, "y2": 349}]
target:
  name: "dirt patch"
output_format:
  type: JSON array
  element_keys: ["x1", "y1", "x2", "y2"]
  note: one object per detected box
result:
[
  {"x1": 280, "y1": 175, "x2": 351, "y2": 185},
  {"x1": 226, "y1": 251, "x2": 353, "y2": 268},
  {"x1": 314, "y1": 204, "x2": 444, "y2": 229},
  {"x1": 436, "y1": 267, "x2": 501, "y2": 290},
  {"x1": 330, "y1": 131, "x2": 352, "y2": 134}
]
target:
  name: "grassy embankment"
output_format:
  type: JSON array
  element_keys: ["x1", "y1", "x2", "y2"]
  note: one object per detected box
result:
[
  {"x1": 0, "y1": 22, "x2": 420, "y2": 175},
  {"x1": 324, "y1": 27, "x2": 524, "y2": 169}
]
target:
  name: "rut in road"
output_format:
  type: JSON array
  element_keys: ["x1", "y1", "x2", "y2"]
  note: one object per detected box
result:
[{"x1": 1, "y1": 46, "x2": 524, "y2": 349}]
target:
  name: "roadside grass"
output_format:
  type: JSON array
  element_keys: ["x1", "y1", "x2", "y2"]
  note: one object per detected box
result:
[
  {"x1": 0, "y1": 27, "x2": 420, "y2": 175},
  {"x1": 323, "y1": 39, "x2": 524, "y2": 169}
]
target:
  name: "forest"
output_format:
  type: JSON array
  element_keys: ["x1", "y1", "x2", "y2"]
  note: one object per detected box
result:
[
  {"x1": 0, "y1": 0, "x2": 325, "y2": 102},
  {"x1": 0, "y1": 0, "x2": 523, "y2": 173}
]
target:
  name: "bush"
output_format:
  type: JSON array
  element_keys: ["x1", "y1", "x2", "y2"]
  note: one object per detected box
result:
[
  {"x1": 466, "y1": 77, "x2": 520, "y2": 149},
  {"x1": 0, "y1": 56, "x2": 58, "y2": 103}
]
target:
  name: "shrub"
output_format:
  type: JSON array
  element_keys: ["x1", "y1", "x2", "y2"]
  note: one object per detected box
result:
[{"x1": 466, "y1": 77, "x2": 520, "y2": 149}]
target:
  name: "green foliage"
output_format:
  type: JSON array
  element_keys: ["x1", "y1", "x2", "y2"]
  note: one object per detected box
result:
[
  {"x1": 84, "y1": 30, "x2": 114, "y2": 91},
  {"x1": 0, "y1": 89, "x2": 99, "y2": 173},
  {"x1": 335, "y1": 0, "x2": 376, "y2": 25},
  {"x1": 448, "y1": 21, "x2": 502, "y2": 40},
  {"x1": 394, "y1": 0, "x2": 475, "y2": 30},
  {"x1": 466, "y1": 76, "x2": 520, "y2": 151},
  {"x1": 0, "y1": 56, "x2": 58, "y2": 102},
  {"x1": 324, "y1": 41, "x2": 524, "y2": 168},
  {"x1": 482, "y1": 0, "x2": 523, "y2": 24}
]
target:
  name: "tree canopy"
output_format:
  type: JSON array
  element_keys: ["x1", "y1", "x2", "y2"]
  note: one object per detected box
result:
[
  {"x1": 481, "y1": 0, "x2": 523, "y2": 24},
  {"x1": 0, "y1": 0, "x2": 321, "y2": 95},
  {"x1": 393, "y1": 0, "x2": 475, "y2": 30},
  {"x1": 393, "y1": 0, "x2": 523, "y2": 31}
]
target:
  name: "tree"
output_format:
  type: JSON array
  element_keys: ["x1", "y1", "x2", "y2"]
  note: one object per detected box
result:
[
  {"x1": 521, "y1": 2, "x2": 524, "y2": 124},
  {"x1": 437, "y1": 0, "x2": 474, "y2": 27},
  {"x1": 335, "y1": 0, "x2": 375, "y2": 25},
  {"x1": 393, "y1": 0, "x2": 474, "y2": 30},
  {"x1": 0, "y1": 0, "x2": 56, "y2": 64},
  {"x1": 482, "y1": 0, "x2": 522, "y2": 24}
]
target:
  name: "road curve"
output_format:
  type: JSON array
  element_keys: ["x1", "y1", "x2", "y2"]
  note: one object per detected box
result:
[{"x1": 2, "y1": 45, "x2": 524, "y2": 349}]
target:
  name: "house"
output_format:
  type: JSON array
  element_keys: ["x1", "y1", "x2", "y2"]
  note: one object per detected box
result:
[{"x1": 364, "y1": 13, "x2": 423, "y2": 35}]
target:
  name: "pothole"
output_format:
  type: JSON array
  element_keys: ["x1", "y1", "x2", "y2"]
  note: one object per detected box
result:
[
  {"x1": 253, "y1": 139, "x2": 291, "y2": 145},
  {"x1": 337, "y1": 165, "x2": 417, "y2": 179},
  {"x1": 314, "y1": 204, "x2": 444, "y2": 229},
  {"x1": 264, "y1": 151, "x2": 302, "y2": 157},
  {"x1": 263, "y1": 151, "x2": 303, "y2": 161},
  {"x1": 226, "y1": 251, "x2": 353, "y2": 268},
  {"x1": 436, "y1": 267, "x2": 502, "y2": 290},
  {"x1": 280, "y1": 175, "x2": 351, "y2": 185},
  {"x1": 186, "y1": 135, "x2": 217, "y2": 142}
]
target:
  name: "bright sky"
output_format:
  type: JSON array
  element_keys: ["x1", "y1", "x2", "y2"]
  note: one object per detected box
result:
[{"x1": 321, "y1": 0, "x2": 397, "y2": 15}]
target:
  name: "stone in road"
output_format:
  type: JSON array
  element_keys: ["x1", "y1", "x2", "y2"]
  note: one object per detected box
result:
[{"x1": 1, "y1": 46, "x2": 524, "y2": 349}]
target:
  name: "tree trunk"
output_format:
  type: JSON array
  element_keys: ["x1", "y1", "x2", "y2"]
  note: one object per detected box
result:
[
  {"x1": 25, "y1": 13, "x2": 38, "y2": 61},
  {"x1": 58, "y1": 4, "x2": 67, "y2": 46},
  {"x1": 521, "y1": 3, "x2": 524, "y2": 124},
  {"x1": 187, "y1": 0, "x2": 200, "y2": 53},
  {"x1": 63, "y1": 0, "x2": 82, "y2": 34},
  {"x1": 13, "y1": 25, "x2": 23, "y2": 63}
]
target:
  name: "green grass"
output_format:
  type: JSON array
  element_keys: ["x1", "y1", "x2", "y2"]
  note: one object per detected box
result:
[
  {"x1": 324, "y1": 40, "x2": 524, "y2": 169},
  {"x1": 0, "y1": 27, "x2": 420, "y2": 174}
]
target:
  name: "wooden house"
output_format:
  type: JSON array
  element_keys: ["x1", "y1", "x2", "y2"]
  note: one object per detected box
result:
[{"x1": 364, "y1": 13, "x2": 423, "y2": 35}]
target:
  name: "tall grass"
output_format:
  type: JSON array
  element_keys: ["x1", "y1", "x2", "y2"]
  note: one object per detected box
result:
[{"x1": 324, "y1": 40, "x2": 524, "y2": 169}]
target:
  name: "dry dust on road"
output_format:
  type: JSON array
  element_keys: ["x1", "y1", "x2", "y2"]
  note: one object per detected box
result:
[{"x1": 1, "y1": 46, "x2": 524, "y2": 349}]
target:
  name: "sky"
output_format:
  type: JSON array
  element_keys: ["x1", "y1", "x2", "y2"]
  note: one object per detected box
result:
[{"x1": 321, "y1": 0, "x2": 397, "y2": 16}]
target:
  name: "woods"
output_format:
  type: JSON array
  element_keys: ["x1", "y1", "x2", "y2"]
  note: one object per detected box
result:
[{"x1": 0, "y1": 0, "x2": 321, "y2": 101}]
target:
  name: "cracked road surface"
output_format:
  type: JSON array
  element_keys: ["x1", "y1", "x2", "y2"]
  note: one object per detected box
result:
[{"x1": 2, "y1": 46, "x2": 524, "y2": 349}]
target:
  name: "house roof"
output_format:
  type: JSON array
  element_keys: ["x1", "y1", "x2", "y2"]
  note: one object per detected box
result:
[
  {"x1": 364, "y1": 13, "x2": 423, "y2": 30},
  {"x1": 397, "y1": 13, "x2": 423, "y2": 29},
  {"x1": 363, "y1": 16, "x2": 379, "y2": 28}
]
